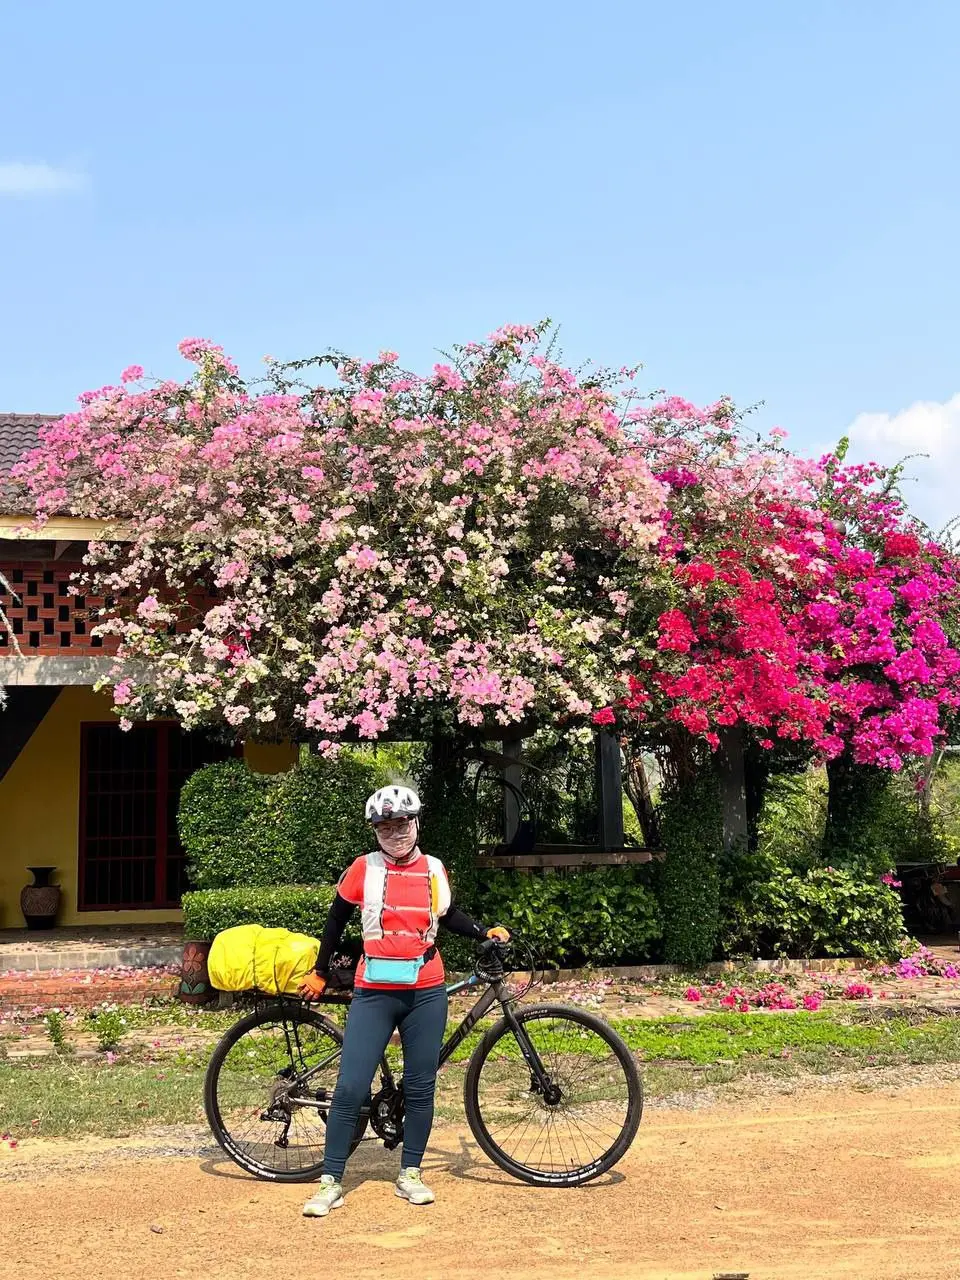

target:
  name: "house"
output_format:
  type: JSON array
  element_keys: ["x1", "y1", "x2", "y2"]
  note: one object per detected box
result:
[{"x1": 0, "y1": 415, "x2": 296, "y2": 928}]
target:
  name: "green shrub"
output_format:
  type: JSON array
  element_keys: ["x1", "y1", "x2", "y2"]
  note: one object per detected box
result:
[
  {"x1": 182, "y1": 884, "x2": 345, "y2": 940},
  {"x1": 658, "y1": 774, "x2": 722, "y2": 967},
  {"x1": 179, "y1": 759, "x2": 292, "y2": 890},
  {"x1": 43, "y1": 1010, "x2": 70, "y2": 1055},
  {"x1": 279, "y1": 749, "x2": 396, "y2": 883},
  {"x1": 89, "y1": 1008, "x2": 128, "y2": 1053},
  {"x1": 179, "y1": 748, "x2": 398, "y2": 890},
  {"x1": 476, "y1": 867, "x2": 662, "y2": 967},
  {"x1": 718, "y1": 767, "x2": 907, "y2": 962},
  {"x1": 821, "y1": 756, "x2": 948, "y2": 873},
  {"x1": 755, "y1": 769, "x2": 827, "y2": 872},
  {"x1": 182, "y1": 883, "x2": 482, "y2": 973},
  {"x1": 719, "y1": 849, "x2": 903, "y2": 961}
]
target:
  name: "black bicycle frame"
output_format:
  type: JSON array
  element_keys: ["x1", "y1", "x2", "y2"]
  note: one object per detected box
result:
[
  {"x1": 381, "y1": 972, "x2": 552, "y2": 1090},
  {"x1": 435, "y1": 974, "x2": 501, "y2": 1067},
  {"x1": 289, "y1": 970, "x2": 553, "y2": 1099}
]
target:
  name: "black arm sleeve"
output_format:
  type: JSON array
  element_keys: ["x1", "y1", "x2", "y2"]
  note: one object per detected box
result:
[
  {"x1": 439, "y1": 900, "x2": 487, "y2": 941},
  {"x1": 314, "y1": 893, "x2": 356, "y2": 974}
]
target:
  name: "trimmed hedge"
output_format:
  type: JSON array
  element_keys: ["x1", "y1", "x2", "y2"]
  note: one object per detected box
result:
[
  {"x1": 182, "y1": 885, "x2": 345, "y2": 941},
  {"x1": 181, "y1": 884, "x2": 478, "y2": 970},
  {"x1": 658, "y1": 774, "x2": 723, "y2": 967},
  {"x1": 179, "y1": 749, "x2": 396, "y2": 890},
  {"x1": 178, "y1": 760, "x2": 281, "y2": 889},
  {"x1": 476, "y1": 867, "x2": 661, "y2": 968}
]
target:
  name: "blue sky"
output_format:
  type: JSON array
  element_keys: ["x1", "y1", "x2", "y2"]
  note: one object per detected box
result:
[{"x1": 2, "y1": 0, "x2": 958, "y2": 526}]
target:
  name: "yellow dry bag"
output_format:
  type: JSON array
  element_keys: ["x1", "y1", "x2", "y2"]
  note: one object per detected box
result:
[{"x1": 207, "y1": 924, "x2": 320, "y2": 995}]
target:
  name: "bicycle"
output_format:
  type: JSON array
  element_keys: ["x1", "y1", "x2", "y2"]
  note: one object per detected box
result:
[{"x1": 204, "y1": 938, "x2": 643, "y2": 1187}]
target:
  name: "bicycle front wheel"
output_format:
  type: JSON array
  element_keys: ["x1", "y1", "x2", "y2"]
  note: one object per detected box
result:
[
  {"x1": 464, "y1": 1003, "x2": 642, "y2": 1186},
  {"x1": 205, "y1": 1002, "x2": 363, "y2": 1183}
]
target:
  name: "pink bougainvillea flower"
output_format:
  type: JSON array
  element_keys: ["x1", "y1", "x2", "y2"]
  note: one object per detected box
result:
[
  {"x1": 843, "y1": 982, "x2": 873, "y2": 1000},
  {"x1": 11, "y1": 324, "x2": 960, "y2": 772}
]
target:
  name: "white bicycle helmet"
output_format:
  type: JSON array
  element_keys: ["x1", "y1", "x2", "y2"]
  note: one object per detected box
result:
[{"x1": 365, "y1": 785, "x2": 422, "y2": 824}]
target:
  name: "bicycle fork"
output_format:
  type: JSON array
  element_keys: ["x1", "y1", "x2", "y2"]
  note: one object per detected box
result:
[{"x1": 500, "y1": 1002, "x2": 562, "y2": 1105}]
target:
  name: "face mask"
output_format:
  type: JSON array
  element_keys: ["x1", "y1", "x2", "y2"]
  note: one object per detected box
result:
[{"x1": 376, "y1": 822, "x2": 418, "y2": 862}]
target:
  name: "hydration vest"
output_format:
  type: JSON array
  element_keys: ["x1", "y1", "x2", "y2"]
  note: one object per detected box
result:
[{"x1": 360, "y1": 850, "x2": 451, "y2": 960}]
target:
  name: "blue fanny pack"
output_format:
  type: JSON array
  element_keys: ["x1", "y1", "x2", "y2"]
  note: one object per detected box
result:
[{"x1": 362, "y1": 955, "x2": 425, "y2": 985}]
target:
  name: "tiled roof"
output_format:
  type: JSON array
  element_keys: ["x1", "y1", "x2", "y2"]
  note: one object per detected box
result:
[{"x1": 0, "y1": 414, "x2": 61, "y2": 514}]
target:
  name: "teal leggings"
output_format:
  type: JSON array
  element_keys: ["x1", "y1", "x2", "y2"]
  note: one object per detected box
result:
[{"x1": 322, "y1": 983, "x2": 449, "y2": 1179}]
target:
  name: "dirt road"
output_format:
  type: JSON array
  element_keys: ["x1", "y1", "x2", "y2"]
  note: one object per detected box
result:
[{"x1": 3, "y1": 1076, "x2": 960, "y2": 1280}]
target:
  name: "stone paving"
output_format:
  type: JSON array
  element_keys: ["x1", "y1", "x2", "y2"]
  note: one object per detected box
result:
[{"x1": 0, "y1": 925, "x2": 182, "y2": 974}]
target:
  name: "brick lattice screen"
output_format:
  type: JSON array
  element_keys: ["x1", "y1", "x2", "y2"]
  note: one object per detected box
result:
[
  {"x1": 0, "y1": 560, "x2": 217, "y2": 658},
  {"x1": 0, "y1": 562, "x2": 120, "y2": 655}
]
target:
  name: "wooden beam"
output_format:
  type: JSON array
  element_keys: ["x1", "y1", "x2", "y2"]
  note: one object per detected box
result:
[
  {"x1": 718, "y1": 724, "x2": 748, "y2": 852},
  {"x1": 477, "y1": 849, "x2": 661, "y2": 869},
  {"x1": 0, "y1": 514, "x2": 132, "y2": 541},
  {"x1": 0, "y1": 655, "x2": 116, "y2": 686},
  {"x1": 53, "y1": 540, "x2": 72, "y2": 560}
]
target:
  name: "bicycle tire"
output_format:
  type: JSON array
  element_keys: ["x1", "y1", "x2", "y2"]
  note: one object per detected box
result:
[
  {"x1": 463, "y1": 1002, "x2": 642, "y2": 1187},
  {"x1": 205, "y1": 1002, "x2": 364, "y2": 1183}
]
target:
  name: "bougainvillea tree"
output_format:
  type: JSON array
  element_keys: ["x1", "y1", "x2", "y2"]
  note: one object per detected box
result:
[
  {"x1": 596, "y1": 401, "x2": 960, "y2": 776},
  {"x1": 14, "y1": 325, "x2": 960, "y2": 781},
  {"x1": 13, "y1": 326, "x2": 668, "y2": 744}
]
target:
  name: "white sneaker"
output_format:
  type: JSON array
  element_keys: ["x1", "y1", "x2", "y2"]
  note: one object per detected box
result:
[
  {"x1": 395, "y1": 1167, "x2": 435, "y2": 1205},
  {"x1": 303, "y1": 1174, "x2": 345, "y2": 1217}
]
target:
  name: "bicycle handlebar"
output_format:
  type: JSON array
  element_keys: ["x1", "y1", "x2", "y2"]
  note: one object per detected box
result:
[{"x1": 477, "y1": 937, "x2": 508, "y2": 953}]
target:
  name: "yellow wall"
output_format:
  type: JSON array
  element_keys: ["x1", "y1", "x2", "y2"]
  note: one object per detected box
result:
[
  {"x1": 0, "y1": 689, "x2": 298, "y2": 928},
  {"x1": 245, "y1": 740, "x2": 300, "y2": 775}
]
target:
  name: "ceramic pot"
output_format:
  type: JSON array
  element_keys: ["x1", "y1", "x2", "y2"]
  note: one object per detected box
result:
[
  {"x1": 178, "y1": 939, "x2": 214, "y2": 1005},
  {"x1": 20, "y1": 866, "x2": 61, "y2": 930}
]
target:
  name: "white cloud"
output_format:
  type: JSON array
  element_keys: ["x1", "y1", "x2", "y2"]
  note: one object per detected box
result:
[
  {"x1": 0, "y1": 162, "x2": 88, "y2": 196},
  {"x1": 845, "y1": 393, "x2": 960, "y2": 535}
]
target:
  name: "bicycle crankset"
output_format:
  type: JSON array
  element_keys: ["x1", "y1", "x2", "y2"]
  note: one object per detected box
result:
[{"x1": 368, "y1": 1084, "x2": 405, "y2": 1149}]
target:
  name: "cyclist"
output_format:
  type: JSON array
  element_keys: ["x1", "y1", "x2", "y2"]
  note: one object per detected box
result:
[{"x1": 297, "y1": 784, "x2": 510, "y2": 1218}]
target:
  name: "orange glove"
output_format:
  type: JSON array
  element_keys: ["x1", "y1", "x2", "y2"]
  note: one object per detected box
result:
[
  {"x1": 298, "y1": 971, "x2": 328, "y2": 1001},
  {"x1": 486, "y1": 926, "x2": 511, "y2": 942}
]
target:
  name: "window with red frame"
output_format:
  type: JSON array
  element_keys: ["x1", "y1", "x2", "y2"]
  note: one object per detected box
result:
[{"x1": 79, "y1": 722, "x2": 236, "y2": 910}]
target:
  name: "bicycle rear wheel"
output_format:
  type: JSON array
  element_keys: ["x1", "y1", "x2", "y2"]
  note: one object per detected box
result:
[
  {"x1": 205, "y1": 1002, "x2": 364, "y2": 1183},
  {"x1": 464, "y1": 1003, "x2": 642, "y2": 1186}
]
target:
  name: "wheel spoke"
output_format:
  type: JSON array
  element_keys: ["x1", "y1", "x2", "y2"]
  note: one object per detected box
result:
[
  {"x1": 208, "y1": 1009, "x2": 345, "y2": 1180},
  {"x1": 469, "y1": 1007, "x2": 641, "y2": 1183}
]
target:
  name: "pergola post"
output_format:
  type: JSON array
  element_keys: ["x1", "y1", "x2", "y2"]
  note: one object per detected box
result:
[
  {"x1": 718, "y1": 724, "x2": 748, "y2": 853},
  {"x1": 501, "y1": 738, "x2": 523, "y2": 844},
  {"x1": 596, "y1": 732, "x2": 625, "y2": 851}
]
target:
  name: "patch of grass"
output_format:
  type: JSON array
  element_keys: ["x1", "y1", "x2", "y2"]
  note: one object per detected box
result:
[
  {"x1": 612, "y1": 1011, "x2": 936, "y2": 1063},
  {"x1": 0, "y1": 1058, "x2": 208, "y2": 1137},
  {"x1": 108, "y1": 1002, "x2": 244, "y2": 1033},
  {"x1": 4, "y1": 1008, "x2": 960, "y2": 1141}
]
